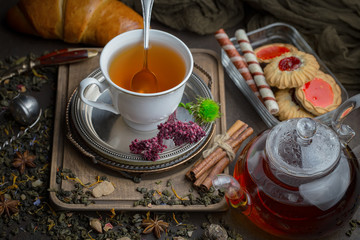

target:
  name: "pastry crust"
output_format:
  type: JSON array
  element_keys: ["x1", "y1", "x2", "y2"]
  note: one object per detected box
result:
[
  {"x1": 254, "y1": 43, "x2": 298, "y2": 63},
  {"x1": 295, "y1": 71, "x2": 342, "y2": 116},
  {"x1": 264, "y1": 51, "x2": 320, "y2": 89},
  {"x1": 6, "y1": 0, "x2": 143, "y2": 46},
  {"x1": 275, "y1": 89, "x2": 314, "y2": 121},
  {"x1": 17, "y1": 0, "x2": 64, "y2": 39}
]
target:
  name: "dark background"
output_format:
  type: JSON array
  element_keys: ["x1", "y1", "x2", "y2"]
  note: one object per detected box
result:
[{"x1": 1, "y1": 0, "x2": 359, "y2": 239}]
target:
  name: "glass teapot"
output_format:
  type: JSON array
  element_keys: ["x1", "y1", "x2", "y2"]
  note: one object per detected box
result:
[{"x1": 213, "y1": 94, "x2": 360, "y2": 239}]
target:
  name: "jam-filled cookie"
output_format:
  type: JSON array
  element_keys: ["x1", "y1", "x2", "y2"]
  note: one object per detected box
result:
[
  {"x1": 254, "y1": 43, "x2": 298, "y2": 63},
  {"x1": 295, "y1": 71, "x2": 341, "y2": 116},
  {"x1": 275, "y1": 88, "x2": 314, "y2": 121},
  {"x1": 264, "y1": 51, "x2": 320, "y2": 89}
]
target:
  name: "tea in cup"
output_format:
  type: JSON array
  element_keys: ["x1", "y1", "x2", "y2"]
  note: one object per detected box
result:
[{"x1": 79, "y1": 29, "x2": 193, "y2": 131}]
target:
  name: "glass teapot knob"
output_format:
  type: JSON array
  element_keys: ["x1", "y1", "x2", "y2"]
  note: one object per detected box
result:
[
  {"x1": 296, "y1": 118, "x2": 316, "y2": 145},
  {"x1": 266, "y1": 116, "x2": 341, "y2": 178}
]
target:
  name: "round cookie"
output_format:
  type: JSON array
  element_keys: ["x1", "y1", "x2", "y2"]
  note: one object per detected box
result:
[
  {"x1": 275, "y1": 88, "x2": 314, "y2": 121},
  {"x1": 295, "y1": 71, "x2": 342, "y2": 116},
  {"x1": 264, "y1": 51, "x2": 320, "y2": 89},
  {"x1": 254, "y1": 43, "x2": 298, "y2": 63}
]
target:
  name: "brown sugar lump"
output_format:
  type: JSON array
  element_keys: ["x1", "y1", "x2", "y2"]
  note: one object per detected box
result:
[
  {"x1": 92, "y1": 181, "x2": 115, "y2": 198},
  {"x1": 264, "y1": 51, "x2": 320, "y2": 89},
  {"x1": 295, "y1": 71, "x2": 342, "y2": 116},
  {"x1": 275, "y1": 88, "x2": 314, "y2": 121}
]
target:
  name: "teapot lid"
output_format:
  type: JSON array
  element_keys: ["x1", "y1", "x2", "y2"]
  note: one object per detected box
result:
[{"x1": 266, "y1": 118, "x2": 341, "y2": 178}]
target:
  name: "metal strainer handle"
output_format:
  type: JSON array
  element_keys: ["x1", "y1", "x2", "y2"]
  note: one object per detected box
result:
[{"x1": 0, "y1": 109, "x2": 42, "y2": 151}]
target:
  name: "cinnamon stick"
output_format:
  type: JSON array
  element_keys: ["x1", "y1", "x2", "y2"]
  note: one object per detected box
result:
[
  {"x1": 233, "y1": 127, "x2": 254, "y2": 153},
  {"x1": 200, "y1": 156, "x2": 230, "y2": 192},
  {"x1": 187, "y1": 120, "x2": 242, "y2": 181},
  {"x1": 191, "y1": 126, "x2": 254, "y2": 181},
  {"x1": 190, "y1": 124, "x2": 248, "y2": 180},
  {"x1": 227, "y1": 120, "x2": 245, "y2": 137},
  {"x1": 185, "y1": 157, "x2": 202, "y2": 181},
  {"x1": 185, "y1": 121, "x2": 243, "y2": 181},
  {"x1": 199, "y1": 127, "x2": 254, "y2": 191},
  {"x1": 193, "y1": 167, "x2": 211, "y2": 188},
  {"x1": 228, "y1": 123, "x2": 248, "y2": 143}
]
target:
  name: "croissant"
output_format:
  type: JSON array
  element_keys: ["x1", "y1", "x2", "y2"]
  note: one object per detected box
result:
[{"x1": 6, "y1": 0, "x2": 143, "y2": 46}]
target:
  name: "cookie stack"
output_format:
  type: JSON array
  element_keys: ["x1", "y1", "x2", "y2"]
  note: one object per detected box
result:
[{"x1": 255, "y1": 43, "x2": 342, "y2": 121}]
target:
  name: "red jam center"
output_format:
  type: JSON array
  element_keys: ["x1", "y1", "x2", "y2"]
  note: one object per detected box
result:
[
  {"x1": 256, "y1": 46, "x2": 290, "y2": 60},
  {"x1": 303, "y1": 78, "x2": 334, "y2": 108},
  {"x1": 278, "y1": 56, "x2": 301, "y2": 71}
]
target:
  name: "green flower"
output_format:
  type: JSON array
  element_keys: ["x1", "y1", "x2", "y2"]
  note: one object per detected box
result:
[{"x1": 179, "y1": 97, "x2": 221, "y2": 125}]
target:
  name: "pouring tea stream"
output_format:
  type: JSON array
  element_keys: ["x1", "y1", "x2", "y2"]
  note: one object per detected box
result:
[{"x1": 130, "y1": 0, "x2": 158, "y2": 93}]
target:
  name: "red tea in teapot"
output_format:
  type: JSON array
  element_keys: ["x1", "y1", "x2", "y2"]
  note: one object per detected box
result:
[{"x1": 233, "y1": 130, "x2": 360, "y2": 239}]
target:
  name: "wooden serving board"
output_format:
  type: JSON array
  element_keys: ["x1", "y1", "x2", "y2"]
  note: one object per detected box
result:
[{"x1": 49, "y1": 48, "x2": 227, "y2": 211}]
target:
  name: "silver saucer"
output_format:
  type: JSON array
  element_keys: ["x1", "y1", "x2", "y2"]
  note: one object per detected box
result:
[{"x1": 68, "y1": 68, "x2": 215, "y2": 173}]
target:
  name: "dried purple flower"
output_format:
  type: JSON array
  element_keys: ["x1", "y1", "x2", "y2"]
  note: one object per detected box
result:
[
  {"x1": 129, "y1": 137, "x2": 166, "y2": 162},
  {"x1": 157, "y1": 120, "x2": 206, "y2": 146},
  {"x1": 129, "y1": 119, "x2": 206, "y2": 161}
]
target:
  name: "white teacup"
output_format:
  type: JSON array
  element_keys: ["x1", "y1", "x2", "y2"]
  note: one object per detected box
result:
[{"x1": 79, "y1": 29, "x2": 193, "y2": 131}]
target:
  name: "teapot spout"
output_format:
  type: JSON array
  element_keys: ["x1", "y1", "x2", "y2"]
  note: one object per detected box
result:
[{"x1": 212, "y1": 174, "x2": 250, "y2": 212}]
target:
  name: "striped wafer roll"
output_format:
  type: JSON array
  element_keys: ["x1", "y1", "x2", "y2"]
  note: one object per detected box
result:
[
  {"x1": 214, "y1": 29, "x2": 262, "y2": 101},
  {"x1": 235, "y1": 29, "x2": 279, "y2": 115}
]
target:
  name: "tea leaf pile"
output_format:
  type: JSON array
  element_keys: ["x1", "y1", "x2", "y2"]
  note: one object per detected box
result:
[{"x1": 133, "y1": 179, "x2": 224, "y2": 207}]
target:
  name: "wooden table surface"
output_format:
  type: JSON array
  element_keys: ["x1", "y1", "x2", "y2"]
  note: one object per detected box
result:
[{"x1": 1, "y1": 1, "x2": 359, "y2": 239}]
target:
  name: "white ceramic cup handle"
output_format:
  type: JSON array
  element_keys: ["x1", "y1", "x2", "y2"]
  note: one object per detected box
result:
[{"x1": 79, "y1": 77, "x2": 119, "y2": 114}]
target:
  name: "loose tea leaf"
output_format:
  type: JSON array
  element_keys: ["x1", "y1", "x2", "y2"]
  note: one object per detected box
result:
[
  {"x1": 345, "y1": 219, "x2": 360, "y2": 237},
  {"x1": 134, "y1": 180, "x2": 225, "y2": 208}
]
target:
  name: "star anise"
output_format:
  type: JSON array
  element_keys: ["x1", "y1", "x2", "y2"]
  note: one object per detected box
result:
[
  {"x1": 12, "y1": 150, "x2": 36, "y2": 174},
  {"x1": 142, "y1": 215, "x2": 169, "y2": 239},
  {"x1": 0, "y1": 194, "x2": 20, "y2": 216}
]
